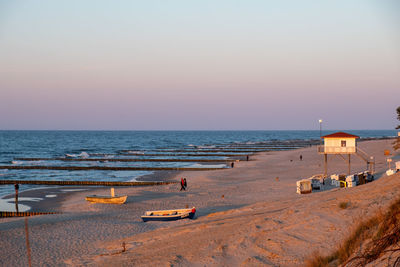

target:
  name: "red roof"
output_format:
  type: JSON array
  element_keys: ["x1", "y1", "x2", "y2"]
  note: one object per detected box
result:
[{"x1": 321, "y1": 132, "x2": 360, "y2": 139}]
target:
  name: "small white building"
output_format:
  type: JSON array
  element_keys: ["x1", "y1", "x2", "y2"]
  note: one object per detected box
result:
[
  {"x1": 318, "y1": 132, "x2": 362, "y2": 176},
  {"x1": 319, "y1": 132, "x2": 359, "y2": 154}
]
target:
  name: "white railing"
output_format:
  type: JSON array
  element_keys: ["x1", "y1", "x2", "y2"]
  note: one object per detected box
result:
[{"x1": 317, "y1": 145, "x2": 356, "y2": 154}]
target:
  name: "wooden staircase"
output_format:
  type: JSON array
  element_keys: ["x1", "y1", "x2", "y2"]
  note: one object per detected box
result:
[{"x1": 356, "y1": 147, "x2": 375, "y2": 174}]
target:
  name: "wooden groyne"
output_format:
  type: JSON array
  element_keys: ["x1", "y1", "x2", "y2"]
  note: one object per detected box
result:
[
  {"x1": 14, "y1": 157, "x2": 235, "y2": 163},
  {"x1": 0, "y1": 166, "x2": 227, "y2": 171},
  {"x1": 0, "y1": 180, "x2": 178, "y2": 186},
  {"x1": 151, "y1": 149, "x2": 277, "y2": 153},
  {"x1": 0, "y1": 211, "x2": 60, "y2": 218},
  {"x1": 121, "y1": 148, "x2": 301, "y2": 153},
  {"x1": 206, "y1": 141, "x2": 320, "y2": 148},
  {"x1": 119, "y1": 153, "x2": 249, "y2": 157},
  {"x1": 88, "y1": 153, "x2": 248, "y2": 157}
]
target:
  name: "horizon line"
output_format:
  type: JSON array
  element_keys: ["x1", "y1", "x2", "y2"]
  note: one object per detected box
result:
[{"x1": 0, "y1": 129, "x2": 397, "y2": 132}]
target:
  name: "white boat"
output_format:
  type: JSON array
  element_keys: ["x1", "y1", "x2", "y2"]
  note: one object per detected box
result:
[
  {"x1": 85, "y1": 195, "x2": 127, "y2": 204},
  {"x1": 141, "y1": 207, "x2": 196, "y2": 222},
  {"x1": 85, "y1": 188, "x2": 127, "y2": 204}
]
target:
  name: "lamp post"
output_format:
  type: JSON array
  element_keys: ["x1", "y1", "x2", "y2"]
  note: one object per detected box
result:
[
  {"x1": 319, "y1": 119, "x2": 323, "y2": 141},
  {"x1": 319, "y1": 119, "x2": 326, "y2": 179}
]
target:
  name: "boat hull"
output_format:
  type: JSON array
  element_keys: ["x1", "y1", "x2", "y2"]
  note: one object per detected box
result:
[
  {"x1": 141, "y1": 207, "x2": 196, "y2": 222},
  {"x1": 85, "y1": 195, "x2": 127, "y2": 204}
]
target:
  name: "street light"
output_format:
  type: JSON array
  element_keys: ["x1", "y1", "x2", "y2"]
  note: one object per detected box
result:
[{"x1": 319, "y1": 119, "x2": 323, "y2": 138}]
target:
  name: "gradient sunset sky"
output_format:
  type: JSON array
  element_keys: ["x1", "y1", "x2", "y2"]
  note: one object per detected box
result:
[{"x1": 0, "y1": 0, "x2": 399, "y2": 130}]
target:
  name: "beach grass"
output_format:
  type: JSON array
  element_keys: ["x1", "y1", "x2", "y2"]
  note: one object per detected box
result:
[{"x1": 306, "y1": 196, "x2": 400, "y2": 266}]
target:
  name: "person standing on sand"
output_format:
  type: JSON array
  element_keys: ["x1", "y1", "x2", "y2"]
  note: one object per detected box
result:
[
  {"x1": 180, "y1": 178, "x2": 186, "y2": 191},
  {"x1": 183, "y1": 178, "x2": 187, "y2": 190},
  {"x1": 300, "y1": 155, "x2": 303, "y2": 161},
  {"x1": 14, "y1": 184, "x2": 19, "y2": 212}
]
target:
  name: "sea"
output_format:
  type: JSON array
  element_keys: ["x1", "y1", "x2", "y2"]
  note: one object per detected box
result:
[{"x1": 0, "y1": 130, "x2": 397, "y2": 197}]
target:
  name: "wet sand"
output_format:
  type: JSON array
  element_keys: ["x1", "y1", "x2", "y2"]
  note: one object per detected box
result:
[
  {"x1": 0, "y1": 169, "x2": 179, "y2": 213},
  {"x1": 0, "y1": 139, "x2": 399, "y2": 266}
]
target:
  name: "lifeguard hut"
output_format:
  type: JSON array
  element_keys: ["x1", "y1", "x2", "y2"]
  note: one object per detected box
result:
[{"x1": 318, "y1": 132, "x2": 374, "y2": 177}]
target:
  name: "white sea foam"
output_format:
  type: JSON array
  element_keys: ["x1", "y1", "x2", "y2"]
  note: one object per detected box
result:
[
  {"x1": 188, "y1": 163, "x2": 227, "y2": 168},
  {"x1": 127, "y1": 171, "x2": 153, "y2": 181},
  {"x1": 198, "y1": 145, "x2": 215, "y2": 149},
  {"x1": 17, "y1": 197, "x2": 43, "y2": 202},
  {"x1": 45, "y1": 194, "x2": 57, "y2": 198},
  {"x1": 61, "y1": 189, "x2": 87, "y2": 192},
  {"x1": 65, "y1": 152, "x2": 89, "y2": 158},
  {"x1": 125, "y1": 150, "x2": 143, "y2": 154},
  {"x1": 11, "y1": 160, "x2": 43, "y2": 165},
  {"x1": 0, "y1": 198, "x2": 31, "y2": 212}
]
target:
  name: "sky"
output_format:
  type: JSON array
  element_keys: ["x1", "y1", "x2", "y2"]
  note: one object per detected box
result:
[{"x1": 0, "y1": 0, "x2": 399, "y2": 130}]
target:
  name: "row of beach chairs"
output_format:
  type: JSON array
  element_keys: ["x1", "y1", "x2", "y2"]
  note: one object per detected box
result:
[
  {"x1": 330, "y1": 171, "x2": 374, "y2": 188},
  {"x1": 386, "y1": 161, "x2": 400, "y2": 176},
  {"x1": 297, "y1": 161, "x2": 400, "y2": 194},
  {"x1": 296, "y1": 171, "x2": 374, "y2": 194}
]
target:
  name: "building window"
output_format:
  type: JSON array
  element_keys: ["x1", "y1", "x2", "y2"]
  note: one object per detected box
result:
[{"x1": 341, "y1": 140, "x2": 346, "y2": 147}]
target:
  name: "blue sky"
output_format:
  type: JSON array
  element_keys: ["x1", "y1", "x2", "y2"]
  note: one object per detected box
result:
[{"x1": 0, "y1": 0, "x2": 399, "y2": 130}]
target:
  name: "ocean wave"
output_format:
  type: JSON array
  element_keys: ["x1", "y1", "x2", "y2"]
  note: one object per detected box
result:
[
  {"x1": 198, "y1": 145, "x2": 216, "y2": 149},
  {"x1": 188, "y1": 163, "x2": 227, "y2": 168},
  {"x1": 13, "y1": 160, "x2": 43, "y2": 165},
  {"x1": 65, "y1": 152, "x2": 89, "y2": 158},
  {"x1": 124, "y1": 150, "x2": 144, "y2": 154}
]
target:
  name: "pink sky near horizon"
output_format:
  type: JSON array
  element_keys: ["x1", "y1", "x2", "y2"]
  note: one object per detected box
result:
[{"x1": 0, "y1": 1, "x2": 399, "y2": 130}]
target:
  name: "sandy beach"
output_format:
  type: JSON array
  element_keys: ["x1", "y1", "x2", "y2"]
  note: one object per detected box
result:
[{"x1": 1, "y1": 138, "x2": 399, "y2": 266}]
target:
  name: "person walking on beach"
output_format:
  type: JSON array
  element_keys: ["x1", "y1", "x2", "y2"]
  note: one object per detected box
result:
[
  {"x1": 14, "y1": 184, "x2": 19, "y2": 212},
  {"x1": 183, "y1": 178, "x2": 187, "y2": 190},
  {"x1": 300, "y1": 155, "x2": 303, "y2": 161},
  {"x1": 180, "y1": 178, "x2": 186, "y2": 191}
]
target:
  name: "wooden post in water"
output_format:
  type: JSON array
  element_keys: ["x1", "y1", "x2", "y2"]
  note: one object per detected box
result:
[{"x1": 111, "y1": 187, "x2": 115, "y2": 197}]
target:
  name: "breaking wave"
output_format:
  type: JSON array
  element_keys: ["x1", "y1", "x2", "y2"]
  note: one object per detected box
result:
[{"x1": 65, "y1": 152, "x2": 89, "y2": 158}]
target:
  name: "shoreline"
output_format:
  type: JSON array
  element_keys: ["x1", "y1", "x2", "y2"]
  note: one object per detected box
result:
[
  {"x1": 0, "y1": 134, "x2": 394, "y2": 207},
  {"x1": 0, "y1": 169, "x2": 181, "y2": 213},
  {"x1": 0, "y1": 138, "x2": 399, "y2": 266}
]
